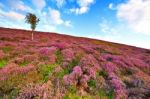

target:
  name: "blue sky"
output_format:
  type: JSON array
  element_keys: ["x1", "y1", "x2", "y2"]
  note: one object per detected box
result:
[{"x1": 0, "y1": 0, "x2": 150, "y2": 49}]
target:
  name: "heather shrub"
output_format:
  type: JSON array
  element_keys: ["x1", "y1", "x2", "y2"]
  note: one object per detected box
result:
[
  {"x1": 1, "y1": 46, "x2": 14, "y2": 53},
  {"x1": 40, "y1": 37, "x2": 48, "y2": 43},
  {"x1": 67, "y1": 57, "x2": 81, "y2": 73},
  {"x1": 62, "y1": 48, "x2": 75, "y2": 61},
  {"x1": 0, "y1": 50, "x2": 5, "y2": 59},
  {"x1": 121, "y1": 68, "x2": 133, "y2": 76},
  {"x1": 63, "y1": 66, "x2": 83, "y2": 86},
  {"x1": 95, "y1": 47, "x2": 112, "y2": 54},
  {"x1": 0, "y1": 74, "x2": 24, "y2": 97},
  {"x1": 18, "y1": 81, "x2": 53, "y2": 99},
  {"x1": 13, "y1": 57, "x2": 30, "y2": 67},
  {"x1": 39, "y1": 47, "x2": 57, "y2": 63},
  {"x1": 22, "y1": 70, "x2": 43, "y2": 85}
]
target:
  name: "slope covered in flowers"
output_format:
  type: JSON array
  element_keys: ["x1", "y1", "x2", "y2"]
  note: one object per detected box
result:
[{"x1": 0, "y1": 27, "x2": 150, "y2": 99}]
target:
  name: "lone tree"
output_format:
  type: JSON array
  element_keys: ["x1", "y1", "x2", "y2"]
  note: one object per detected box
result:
[{"x1": 25, "y1": 13, "x2": 40, "y2": 40}]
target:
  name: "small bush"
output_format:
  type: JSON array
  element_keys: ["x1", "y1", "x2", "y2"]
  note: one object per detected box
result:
[{"x1": 87, "y1": 79, "x2": 96, "y2": 88}]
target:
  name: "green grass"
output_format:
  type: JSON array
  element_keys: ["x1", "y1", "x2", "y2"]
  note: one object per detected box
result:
[
  {"x1": 0, "y1": 59, "x2": 8, "y2": 68},
  {"x1": 87, "y1": 79, "x2": 96, "y2": 88},
  {"x1": 55, "y1": 50, "x2": 63, "y2": 64},
  {"x1": 56, "y1": 68, "x2": 70, "y2": 78},
  {"x1": 107, "y1": 90, "x2": 114, "y2": 99},
  {"x1": 97, "y1": 89, "x2": 114, "y2": 99},
  {"x1": 63, "y1": 93, "x2": 94, "y2": 99},
  {"x1": 39, "y1": 63, "x2": 57, "y2": 82},
  {"x1": 18, "y1": 61, "x2": 29, "y2": 67},
  {"x1": 1, "y1": 46, "x2": 13, "y2": 53},
  {"x1": 97, "y1": 70, "x2": 108, "y2": 79}
]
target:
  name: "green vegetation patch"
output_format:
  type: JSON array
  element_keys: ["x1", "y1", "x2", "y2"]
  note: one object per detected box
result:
[
  {"x1": 0, "y1": 58, "x2": 8, "y2": 68},
  {"x1": 55, "y1": 50, "x2": 63, "y2": 64},
  {"x1": 1, "y1": 46, "x2": 14, "y2": 53},
  {"x1": 97, "y1": 89, "x2": 114, "y2": 99},
  {"x1": 67, "y1": 58, "x2": 80, "y2": 73},
  {"x1": 18, "y1": 61, "x2": 29, "y2": 67},
  {"x1": 56, "y1": 68, "x2": 70, "y2": 78},
  {"x1": 38, "y1": 63, "x2": 57, "y2": 82},
  {"x1": 87, "y1": 79, "x2": 96, "y2": 88},
  {"x1": 97, "y1": 70, "x2": 108, "y2": 79}
]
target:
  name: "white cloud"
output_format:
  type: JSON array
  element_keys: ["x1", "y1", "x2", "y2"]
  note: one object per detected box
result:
[
  {"x1": 8, "y1": 0, "x2": 33, "y2": 12},
  {"x1": 99, "y1": 19, "x2": 118, "y2": 35},
  {"x1": 48, "y1": 8, "x2": 72, "y2": 27},
  {"x1": 77, "y1": 0, "x2": 94, "y2": 6},
  {"x1": 49, "y1": 8, "x2": 64, "y2": 25},
  {"x1": 70, "y1": 6, "x2": 89, "y2": 14},
  {"x1": 32, "y1": 0, "x2": 46, "y2": 10},
  {"x1": 117, "y1": 0, "x2": 150, "y2": 35},
  {"x1": 55, "y1": 0, "x2": 66, "y2": 7},
  {"x1": 70, "y1": 0, "x2": 94, "y2": 15},
  {"x1": 64, "y1": 20, "x2": 72, "y2": 27},
  {"x1": 0, "y1": 9, "x2": 25, "y2": 21},
  {"x1": 108, "y1": 3, "x2": 116, "y2": 10}
]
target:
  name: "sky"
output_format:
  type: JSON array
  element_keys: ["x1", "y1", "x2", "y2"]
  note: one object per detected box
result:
[{"x1": 0, "y1": 0, "x2": 150, "y2": 49}]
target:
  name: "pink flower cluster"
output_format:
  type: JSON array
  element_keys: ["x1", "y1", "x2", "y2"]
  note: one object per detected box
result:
[
  {"x1": 63, "y1": 54, "x2": 100, "y2": 88},
  {"x1": 103, "y1": 62, "x2": 127, "y2": 98},
  {"x1": 110, "y1": 74, "x2": 127, "y2": 99},
  {"x1": 0, "y1": 63, "x2": 35, "y2": 81},
  {"x1": 50, "y1": 42, "x2": 70, "y2": 50},
  {"x1": 63, "y1": 66, "x2": 82, "y2": 85},
  {"x1": 80, "y1": 45, "x2": 94, "y2": 53},
  {"x1": 18, "y1": 81, "x2": 53, "y2": 99},
  {"x1": 62, "y1": 48, "x2": 75, "y2": 61},
  {"x1": 0, "y1": 50, "x2": 5, "y2": 59},
  {"x1": 80, "y1": 54, "x2": 100, "y2": 76},
  {"x1": 39, "y1": 46, "x2": 58, "y2": 56},
  {"x1": 39, "y1": 46, "x2": 58, "y2": 62},
  {"x1": 103, "y1": 62, "x2": 118, "y2": 73}
]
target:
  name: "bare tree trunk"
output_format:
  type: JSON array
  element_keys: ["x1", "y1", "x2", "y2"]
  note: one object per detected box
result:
[{"x1": 31, "y1": 30, "x2": 34, "y2": 41}]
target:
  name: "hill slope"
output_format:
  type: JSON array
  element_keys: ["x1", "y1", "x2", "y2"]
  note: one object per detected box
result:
[{"x1": 0, "y1": 27, "x2": 150, "y2": 99}]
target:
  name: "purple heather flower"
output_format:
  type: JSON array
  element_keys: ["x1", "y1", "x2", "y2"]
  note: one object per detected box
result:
[
  {"x1": 72, "y1": 66, "x2": 83, "y2": 77},
  {"x1": 62, "y1": 48, "x2": 75, "y2": 61}
]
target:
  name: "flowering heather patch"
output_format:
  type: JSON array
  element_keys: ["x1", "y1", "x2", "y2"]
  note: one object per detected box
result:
[
  {"x1": 0, "y1": 63, "x2": 35, "y2": 81},
  {"x1": 0, "y1": 50, "x2": 5, "y2": 59},
  {"x1": 0, "y1": 27, "x2": 150, "y2": 98},
  {"x1": 62, "y1": 48, "x2": 75, "y2": 61},
  {"x1": 50, "y1": 42, "x2": 70, "y2": 50}
]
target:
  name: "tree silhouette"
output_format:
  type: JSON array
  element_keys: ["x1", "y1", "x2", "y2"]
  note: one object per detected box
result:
[{"x1": 25, "y1": 13, "x2": 40, "y2": 40}]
